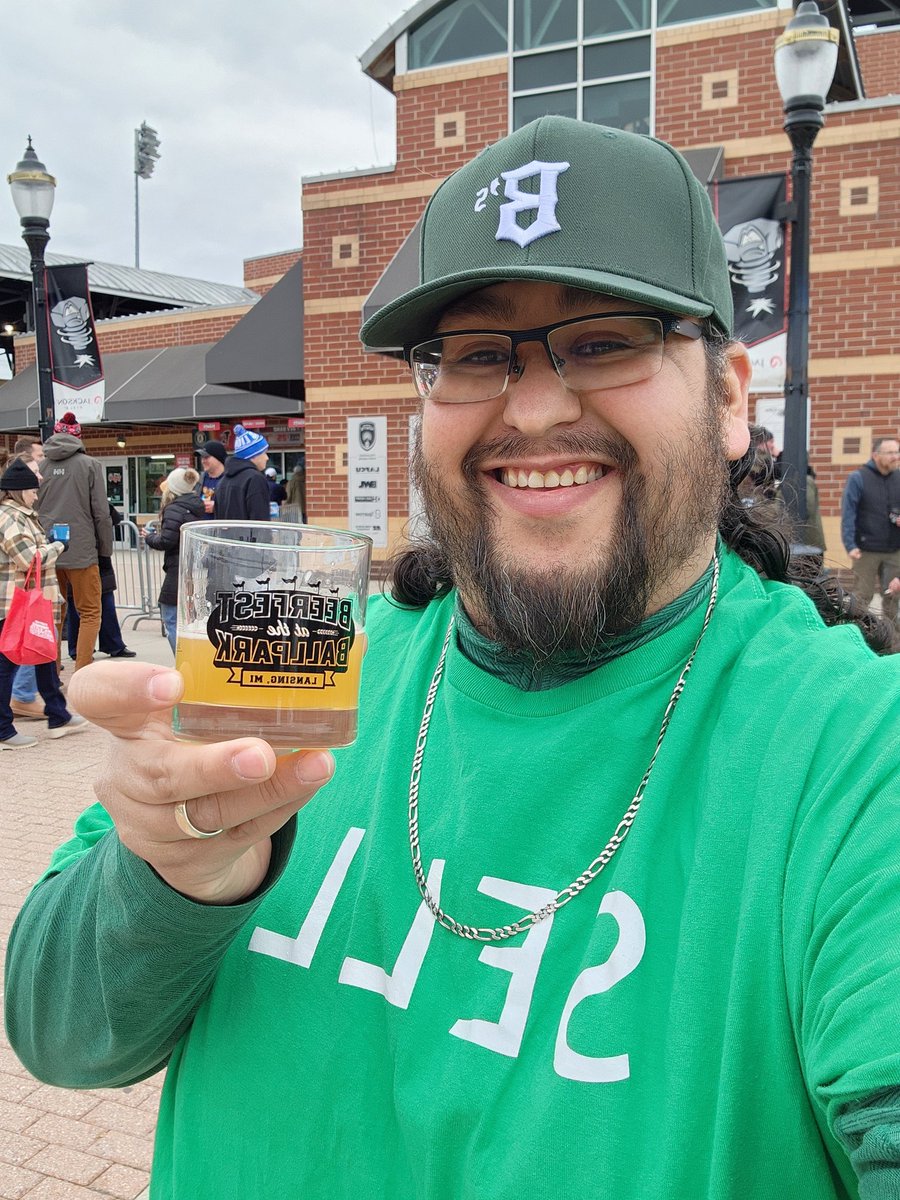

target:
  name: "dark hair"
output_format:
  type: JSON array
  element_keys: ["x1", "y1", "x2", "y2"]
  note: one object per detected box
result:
[
  {"x1": 873, "y1": 436, "x2": 899, "y2": 453},
  {"x1": 388, "y1": 324, "x2": 896, "y2": 655}
]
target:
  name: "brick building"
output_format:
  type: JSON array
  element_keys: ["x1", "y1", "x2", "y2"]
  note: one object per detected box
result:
[
  {"x1": 300, "y1": 0, "x2": 898, "y2": 567},
  {"x1": 1, "y1": 250, "x2": 304, "y2": 514}
]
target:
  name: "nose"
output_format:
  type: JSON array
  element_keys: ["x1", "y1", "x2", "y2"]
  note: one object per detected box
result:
[{"x1": 500, "y1": 342, "x2": 582, "y2": 438}]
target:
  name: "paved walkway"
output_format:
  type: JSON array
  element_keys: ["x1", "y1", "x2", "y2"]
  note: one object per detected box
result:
[{"x1": 1, "y1": 618, "x2": 171, "y2": 1200}]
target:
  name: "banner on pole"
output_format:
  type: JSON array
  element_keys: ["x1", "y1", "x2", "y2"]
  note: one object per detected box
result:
[
  {"x1": 44, "y1": 264, "x2": 105, "y2": 424},
  {"x1": 709, "y1": 174, "x2": 787, "y2": 394}
]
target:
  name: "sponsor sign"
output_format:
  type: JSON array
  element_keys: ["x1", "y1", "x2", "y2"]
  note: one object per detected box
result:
[{"x1": 347, "y1": 416, "x2": 387, "y2": 548}]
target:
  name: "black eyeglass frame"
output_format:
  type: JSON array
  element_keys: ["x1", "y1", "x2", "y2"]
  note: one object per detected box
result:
[{"x1": 405, "y1": 310, "x2": 705, "y2": 403}]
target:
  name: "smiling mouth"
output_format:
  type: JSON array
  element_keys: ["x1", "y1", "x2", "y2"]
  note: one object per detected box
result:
[{"x1": 492, "y1": 464, "x2": 609, "y2": 489}]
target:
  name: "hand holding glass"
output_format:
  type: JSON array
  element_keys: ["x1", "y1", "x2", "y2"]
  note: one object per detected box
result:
[{"x1": 174, "y1": 522, "x2": 372, "y2": 750}]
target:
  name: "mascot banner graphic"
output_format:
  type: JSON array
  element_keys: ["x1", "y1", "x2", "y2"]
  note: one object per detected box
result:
[
  {"x1": 709, "y1": 174, "x2": 787, "y2": 394},
  {"x1": 44, "y1": 264, "x2": 105, "y2": 423}
]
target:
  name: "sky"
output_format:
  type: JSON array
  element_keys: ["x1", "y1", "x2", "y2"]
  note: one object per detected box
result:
[{"x1": 1, "y1": 0, "x2": 407, "y2": 288}]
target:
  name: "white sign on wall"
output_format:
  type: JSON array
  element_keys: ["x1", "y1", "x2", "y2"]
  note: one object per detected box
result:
[{"x1": 347, "y1": 416, "x2": 388, "y2": 548}]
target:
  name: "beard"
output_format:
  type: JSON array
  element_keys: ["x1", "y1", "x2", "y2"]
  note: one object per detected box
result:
[{"x1": 410, "y1": 378, "x2": 731, "y2": 663}]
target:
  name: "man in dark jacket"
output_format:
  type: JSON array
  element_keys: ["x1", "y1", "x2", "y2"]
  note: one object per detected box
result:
[
  {"x1": 841, "y1": 436, "x2": 900, "y2": 625},
  {"x1": 212, "y1": 425, "x2": 270, "y2": 521},
  {"x1": 197, "y1": 440, "x2": 227, "y2": 517},
  {"x1": 38, "y1": 412, "x2": 114, "y2": 672}
]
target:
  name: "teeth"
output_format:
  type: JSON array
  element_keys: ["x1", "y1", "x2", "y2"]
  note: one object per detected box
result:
[{"x1": 500, "y1": 465, "x2": 605, "y2": 489}]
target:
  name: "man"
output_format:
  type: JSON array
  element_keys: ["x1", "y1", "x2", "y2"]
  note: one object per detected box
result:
[
  {"x1": 841, "y1": 436, "x2": 900, "y2": 625},
  {"x1": 197, "y1": 439, "x2": 227, "y2": 516},
  {"x1": 13, "y1": 434, "x2": 44, "y2": 466},
  {"x1": 265, "y1": 465, "x2": 287, "y2": 505},
  {"x1": 212, "y1": 424, "x2": 271, "y2": 520},
  {"x1": 6, "y1": 119, "x2": 899, "y2": 1200},
  {"x1": 36, "y1": 411, "x2": 113, "y2": 672}
]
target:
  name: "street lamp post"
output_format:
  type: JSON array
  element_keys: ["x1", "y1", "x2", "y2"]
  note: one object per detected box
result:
[
  {"x1": 7, "y1": 138, "x2": 57, "y2": 443},
  {"x1": 774, "y1": 1, "x2": 838, "y2": 527}
]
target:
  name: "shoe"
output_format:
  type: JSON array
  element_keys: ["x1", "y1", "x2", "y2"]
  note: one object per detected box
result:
[
  {"x1": 107, "y1": 648, "x2": 137, "y2": 658},
  {"x1": 0, "y1": 733, "x2": 38, "y2": 750},
  {"x1": 49, "y1": 714, "x2": 89, "y2": 739},
  {"x1": 10, "y1": 699, "x2": 46, "y2": 720}
]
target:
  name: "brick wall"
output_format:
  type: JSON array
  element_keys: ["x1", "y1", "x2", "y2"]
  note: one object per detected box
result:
[
  {"x1": 856, "y1": 28, "x2": 900, "y2": 100},
  {"x1": 301, "y1": 22, "x2": 898, "y2": 563},
  {"x1": 243, "y1": 249, "x2": 303, "y2": 294},
  {"x1": 14, "y1": 304, "x2": 251, "y2": 372}
]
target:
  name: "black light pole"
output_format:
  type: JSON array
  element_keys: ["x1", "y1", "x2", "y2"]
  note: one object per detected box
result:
[
  {"x1": 7, "y1": 138, "x2": 58, "y2": 443},
  {"x1": 774, "y1": 1, "x2": 838, "y2": 526}
]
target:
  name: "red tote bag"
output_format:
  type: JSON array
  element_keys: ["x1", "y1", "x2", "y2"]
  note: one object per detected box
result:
[{"x1": 0, "y1": 554, "x2": 58, "y2": 665}]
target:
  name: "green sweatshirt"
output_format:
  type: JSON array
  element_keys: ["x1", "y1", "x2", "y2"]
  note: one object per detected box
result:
[{"x1": 5, "y1": 549, "x2": 900, "y2": 1199}]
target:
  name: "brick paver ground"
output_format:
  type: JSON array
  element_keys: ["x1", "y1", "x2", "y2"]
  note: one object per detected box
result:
[{"x1": 1, "y1": 623, "x2": 171, "y2": 1200}]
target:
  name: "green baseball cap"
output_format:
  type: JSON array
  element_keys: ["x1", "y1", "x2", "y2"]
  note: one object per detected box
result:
[{"x1": 360, "y1": 116, "x2": 733, "y2": 351}]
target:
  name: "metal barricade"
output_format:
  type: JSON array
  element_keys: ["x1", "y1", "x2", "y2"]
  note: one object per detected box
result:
[{"x1": 112, "y1": 520, "x2": 165, "y2": 628}]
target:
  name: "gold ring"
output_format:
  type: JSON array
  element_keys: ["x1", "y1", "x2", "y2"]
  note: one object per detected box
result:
[{"x1": 174, "y1": 801, "x2": 224, "y2": 840}]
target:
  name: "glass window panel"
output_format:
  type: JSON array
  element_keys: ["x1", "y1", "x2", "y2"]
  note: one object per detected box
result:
[
  {"x1": 583, "y1": 78, "x2": 651, "y2": 135},
  {"x1": 408, "y1": 0, "x2": 508, "y2": 70},
  {"x1": 658, "y1": 0, "x2": 773, "y2": 27},
  {"x1": 583, "y1": 37, "x2": 651, "y2": 80},
  {"x1": 584, "y1": 0, "x2": 651, "y2": 38},
  {"x1": 513, "y1": 88, "x2": 578, "y2": 129},
  {"x1": 514, "y1": 48, "x2": 578, "y2": 91},
  {"x1": 514, "y1": 0, "x2": 577, "y2": 50}
]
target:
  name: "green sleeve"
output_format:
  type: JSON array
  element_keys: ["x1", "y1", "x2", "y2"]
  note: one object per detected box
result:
[
  {"x1": 782, "y1": 683, "x2": 900, "y2": 1155},
  {"x1": 4, "y1": 802, "x2": 296, "y2": 1090},
  {"x1": 835, "y1": 1089, "x2": 900, "y2": 1199}
]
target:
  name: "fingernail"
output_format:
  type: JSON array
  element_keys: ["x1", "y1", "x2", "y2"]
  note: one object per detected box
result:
[
  {"x1": 148, "y1": 672, "x2": 181, "y2": 704},
  {"x1": 296, "y1": 751, "x2": 334, "y2": 785},
  {"x1": 232, "y1": 747, "x2": 272, "y2": 780}
]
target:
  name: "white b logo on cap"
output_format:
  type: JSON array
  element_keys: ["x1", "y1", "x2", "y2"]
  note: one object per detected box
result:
[{"x1": 474, "y1": 159, "x2": 570, "y2": 249}]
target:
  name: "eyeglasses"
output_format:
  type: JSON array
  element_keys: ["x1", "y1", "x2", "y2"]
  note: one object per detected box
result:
[{"x1": 407, "y1": 311, "x2": 704, "y2": 405}]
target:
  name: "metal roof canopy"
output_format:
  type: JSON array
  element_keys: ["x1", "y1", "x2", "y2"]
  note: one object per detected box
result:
[
  {"x1": 0, "y1": 244, "x2": 258, "y2": 313},
  {"x1": 206, "y1": 259, "x2": 304, "y2": 399},
  {"x1": 0, "y1": 343, "x2": 295, "y2": 432}
]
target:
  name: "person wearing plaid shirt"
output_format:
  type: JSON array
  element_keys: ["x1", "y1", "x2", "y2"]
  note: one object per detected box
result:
[{"x1": 0, "y1": 456, "x2": 87, "y2": 748}]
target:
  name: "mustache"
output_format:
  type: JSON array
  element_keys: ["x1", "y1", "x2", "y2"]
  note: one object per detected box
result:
[{"x1": 460, "y1": 431, "x2": 637, "y2": 482}]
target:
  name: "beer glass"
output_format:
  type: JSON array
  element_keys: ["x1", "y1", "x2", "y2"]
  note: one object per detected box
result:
[{"x1": 173, "y1": 522, "x2": 372, "y2": 750}]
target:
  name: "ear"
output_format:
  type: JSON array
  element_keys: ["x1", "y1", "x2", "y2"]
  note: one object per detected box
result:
[{"x1": 721, "y1": 341, "x2": 752, "y2": 462}]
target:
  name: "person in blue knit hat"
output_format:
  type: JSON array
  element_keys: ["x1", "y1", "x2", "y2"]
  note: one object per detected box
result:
[{"x1": 212, "y1": 424, "x2": 270, "y2": 520}]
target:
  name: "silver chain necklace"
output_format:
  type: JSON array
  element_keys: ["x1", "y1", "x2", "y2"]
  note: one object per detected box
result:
[{"x1": 408, "y1": 553, "x2": 720, "y2": 942}]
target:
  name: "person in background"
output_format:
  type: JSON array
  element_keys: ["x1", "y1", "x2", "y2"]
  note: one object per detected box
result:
[
  {"x1": 66, "y1": 504, "x2": 135, "y2": 659},
  {"x1": 285, "y1": 460, "x2": 307, "y2": 521},
  {"x1": 38, "y1": 412, "x2": 114, "y2": 673},
  {"x1": 6, "y1": 444, "x2": 47, "y2": 718},
  {"x1": 0, "y1": 457, "x2": 87, "y2": 748},
  {"x1": 197, "y1": 441, "x2": 228, "y2": 517},
  {"x1": 143, "y1": 468, "x2": 205, "y2": 653},
  {"x1": 265, "y1": 467, "x2": 287, "y2": 506},
  {"x1": 14, "y1": 435, "x2": 44, "y2": 467},
  {"x1": 212, "y1": 425, "x2": 270, "y2": 521},
  {"x1": 841, "y1": 436, "x2": 900, "y2": 626}
]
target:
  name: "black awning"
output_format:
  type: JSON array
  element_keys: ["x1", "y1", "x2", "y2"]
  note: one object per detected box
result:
[
  {"x1": 206, "y1": 258, "x2": 304, "y2": 398},
  {"x1": 682, "y1": 146, "x2": 724, "y2": 184},
  {"x1": 361, "y1": 218, "x2": 422, "y2": 345},
  {"x1": 0, "y1": 343, "x2": 298, "y2": 432}
]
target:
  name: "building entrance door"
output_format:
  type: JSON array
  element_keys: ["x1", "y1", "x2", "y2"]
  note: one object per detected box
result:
[{"x1": 98, "y1": 458, "x2": 130, "y2": 516}]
